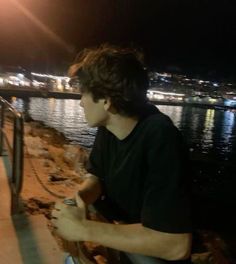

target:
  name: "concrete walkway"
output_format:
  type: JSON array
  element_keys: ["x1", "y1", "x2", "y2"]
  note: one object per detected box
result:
[{"x1": 0, "y1": 156, "x2": 64, "y2": 264}]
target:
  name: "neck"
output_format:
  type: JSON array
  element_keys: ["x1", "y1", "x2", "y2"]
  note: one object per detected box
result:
[{"x1": 105, "y1": 114, "x2": 139, "y2": 140}]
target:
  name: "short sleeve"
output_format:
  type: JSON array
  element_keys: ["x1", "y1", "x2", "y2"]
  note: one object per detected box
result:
[{"x1": 141, "y1": 124, "x2": 192, "y2": 233}]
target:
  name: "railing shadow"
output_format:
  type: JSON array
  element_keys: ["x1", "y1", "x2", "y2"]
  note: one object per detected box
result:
[{"x1": 11, "y1": 213, "x2": 46, "y2": 264}]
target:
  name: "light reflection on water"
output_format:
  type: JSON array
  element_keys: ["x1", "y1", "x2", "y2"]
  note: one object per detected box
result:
[
  {"x1": 199, "y1": 109, "x2": 214, "y2": 153},
  {"x1": 12, "y1": 98, "x2": 97, "y2": 148},
  {"x1": 12, "y1": 98, "x2": 236, "y2": 161},
  {"x1": 157, "y1": 105, "x2": 236, "y2": 162}
]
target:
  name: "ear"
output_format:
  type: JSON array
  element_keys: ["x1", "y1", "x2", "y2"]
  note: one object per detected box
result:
[
  {"x1": 103, "y1": 97, "x2": 112, "y2": 111},
  {"x1": 103, "y1": 98, "x2": 118, "y2": 114}
]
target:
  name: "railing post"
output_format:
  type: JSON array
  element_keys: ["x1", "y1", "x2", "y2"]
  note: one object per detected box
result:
[
  {"x1": 0, "y1": 96, "x2": 24, "y2": 214},
  {"x1": 0, "y1": 103, "x2": 4, "y2": 156},
  {"x1": 11, "y1": 115, "x2": 24, "y2": 214}
]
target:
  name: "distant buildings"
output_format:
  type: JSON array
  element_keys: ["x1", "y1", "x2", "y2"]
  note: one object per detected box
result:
[
  {"x1": 31, "y1": 72, "x2": 70, "y2": 92},
  {"x1": 1, "y1": 67, "x2": 236, "y2": 108},
  {"x1": 0, "y1": 72, "x2": 31, "y2": 87},
  {"x1": 148, "y1": 71, "x2": 236, "y2": 108},
  {"x1": 0, "y1": 68, "x2": 71, "y2": 92}
]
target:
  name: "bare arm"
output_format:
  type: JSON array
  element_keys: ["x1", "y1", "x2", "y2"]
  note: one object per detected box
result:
[
  {"x1": 53, "y1": 194, "x2": 192, "y2": 261},
  {"x1": 78, "y1": 173, "x2": 102, "y2": 204},
  {"x1": 81, "y1": 220, "x2": 191, "y2": 260}
]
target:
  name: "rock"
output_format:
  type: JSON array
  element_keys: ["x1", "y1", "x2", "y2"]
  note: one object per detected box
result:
[
  {"x1": 24, "y1": 136, "x2": 55, "y2": 159},
  {"x1": 63, "y1": 145, "x2": 79, "y2": 165},
  {"x1": 25, "y1": 136, "x2": 44, "y2": 150},
  {"x1": 26, "y1": 148, "x2": 47, "y2": 158},
  {"x1": 24, "y1": 125, "x2": 32, "y2": 135},
  {"x1": 30, "y1": 121, "x2": 42, "y2": 129},
  {"x1": 26, "y1": 148, "x2": 51, "y2": 159},
  {"x1": 48, "y1": 166, "x2": 60, "y2": 175},
  {"x1": 40, "y1": 150, "x2": 53, "y2": 159},
  {"x1": 63, "y1": 145, "x2": 89, "y2": 172},
  {"x1": 24, "y1": 197, "x2": 54, "y2": 218},
  {"x1": 30, "y1": 128, "x2": 41, "y2": 137},
  {"x1": 43, "y1": 161, "x2": 51, "y2": 167},
  {"x1": 48, "y1": 173, "x2": 67, "y2": 182}
]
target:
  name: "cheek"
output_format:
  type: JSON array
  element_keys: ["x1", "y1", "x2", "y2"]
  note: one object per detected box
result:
[
  {"x1": 83, "y1": 104, "x2": 94, "y2": 118},
  {"x1": 81, "y1": 99, "x2": 90, "y2": 111},
  {"x1": 79, "y1": 99, "x2": 84, "y2": 107}
]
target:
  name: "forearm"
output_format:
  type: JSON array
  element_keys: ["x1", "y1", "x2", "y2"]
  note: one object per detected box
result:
[
  {"x1": 80, "y1": 220, "x2": 192, "y2": 261},
  {"x1": 78, "y1": 174, "x2": 102, "y2": 204}
]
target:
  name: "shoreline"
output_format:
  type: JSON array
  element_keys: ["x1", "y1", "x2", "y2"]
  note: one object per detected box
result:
[
  {"x1": 152, "y1": 99, "x2": 236, "y2": 111},
  {"x1": 1, "y1": 90, "x2": 236, "y2": 111}
]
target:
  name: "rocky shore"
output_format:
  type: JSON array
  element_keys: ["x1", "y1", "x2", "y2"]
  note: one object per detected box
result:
[
  {"x1": 5, "y1": 116, "x2": 234, "y2": 264},
  {"x1": 14, "y1": 119, "x2": 107, "y2": 263}
]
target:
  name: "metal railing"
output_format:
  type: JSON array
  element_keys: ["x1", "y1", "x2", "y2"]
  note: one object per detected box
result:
[{"x1": 0, "y1": 96, "x2": 24, "y2": 214}]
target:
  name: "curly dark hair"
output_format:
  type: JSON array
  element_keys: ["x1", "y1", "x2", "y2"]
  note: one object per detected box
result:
[{"x1": 69, "y1": 44, "x2": 149, "y2": 117}]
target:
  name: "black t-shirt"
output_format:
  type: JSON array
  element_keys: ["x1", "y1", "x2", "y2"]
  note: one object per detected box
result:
[{"x1": 87, "y1": 104, "x2": 192, "y2": 233}]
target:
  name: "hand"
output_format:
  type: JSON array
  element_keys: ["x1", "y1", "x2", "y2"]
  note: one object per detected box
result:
[{"x1": 51, "y1": 193, "x2": 87, "y2": 241}]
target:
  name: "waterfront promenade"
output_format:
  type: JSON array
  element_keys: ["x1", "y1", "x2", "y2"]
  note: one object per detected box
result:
[
  {"x1": 0, "y1": 99, "x2": 66, "y2": 263},
  {"x1": 0, "y1": 155, "x2": 64, "y2": 263}
]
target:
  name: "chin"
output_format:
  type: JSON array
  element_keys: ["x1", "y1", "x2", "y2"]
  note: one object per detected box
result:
[{"x1": 87, "y1": 121, "x2": 98, "y2": 127}]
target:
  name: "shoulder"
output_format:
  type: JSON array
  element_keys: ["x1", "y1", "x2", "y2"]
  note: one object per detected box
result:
[
  {"x1": 142, "y1": 110, "x2": 177, "y2": 135},
  {"x1": 138, "y1": 109, "x2": 184, "y2": 150},
  {"x1": 140, "y1": 104, "x2": 175, "y2": 129},
  {"x1": 145, "y1": 111, "x2": 173, "y2": 126}
]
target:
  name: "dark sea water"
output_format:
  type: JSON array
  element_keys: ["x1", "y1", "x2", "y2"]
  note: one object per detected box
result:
[
  {"x1": 12, "y1": 97, "x2": 236, "y2": 229},
  {"x1": 12, "y1": 98, "x2": 236, "y2": 161}
]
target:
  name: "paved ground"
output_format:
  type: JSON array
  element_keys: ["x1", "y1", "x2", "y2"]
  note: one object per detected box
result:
[{"x1": 0, "y1": 156, "x2": 64, "y2": 264}]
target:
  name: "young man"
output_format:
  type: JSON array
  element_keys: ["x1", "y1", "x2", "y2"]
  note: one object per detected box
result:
[{"x1": 52, "y1": 45, "x2": 192, "y2": 264}]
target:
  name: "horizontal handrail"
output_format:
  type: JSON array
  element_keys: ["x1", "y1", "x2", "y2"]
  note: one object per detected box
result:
[{"x1": 0, "y1": 96, "x2": 24, "y2": 214}]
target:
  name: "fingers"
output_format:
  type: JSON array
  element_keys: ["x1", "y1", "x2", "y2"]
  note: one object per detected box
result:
[
  {"x1": 54, "y1": 202, "x2": 64, "y2": 210},
  {"x1": 51, "y1": 225, "x2": 58, "y2": 230},
  {"x1": 51, "y1": 204, "x2": 61, "y2": 226},
  {"x1": 51, "y1": 206, "x2": 60, "y2": 218},
  {"x1": 51, "y1": 216, "x2": 58, "y2": 232},
  {"x1": 51, "y1": 202, "x2": 64, "y2": 234},
  {"x1": 75, "y1": 192, "x2": 85, "y2": 210},
  {"x1": 51, "y1": 200, "x2": 75, "y2": 221}
]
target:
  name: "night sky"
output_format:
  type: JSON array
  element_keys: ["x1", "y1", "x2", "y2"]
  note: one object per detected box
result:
[{"x1": 0, "y1": 0, "x2": 235, "y2": 80}]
